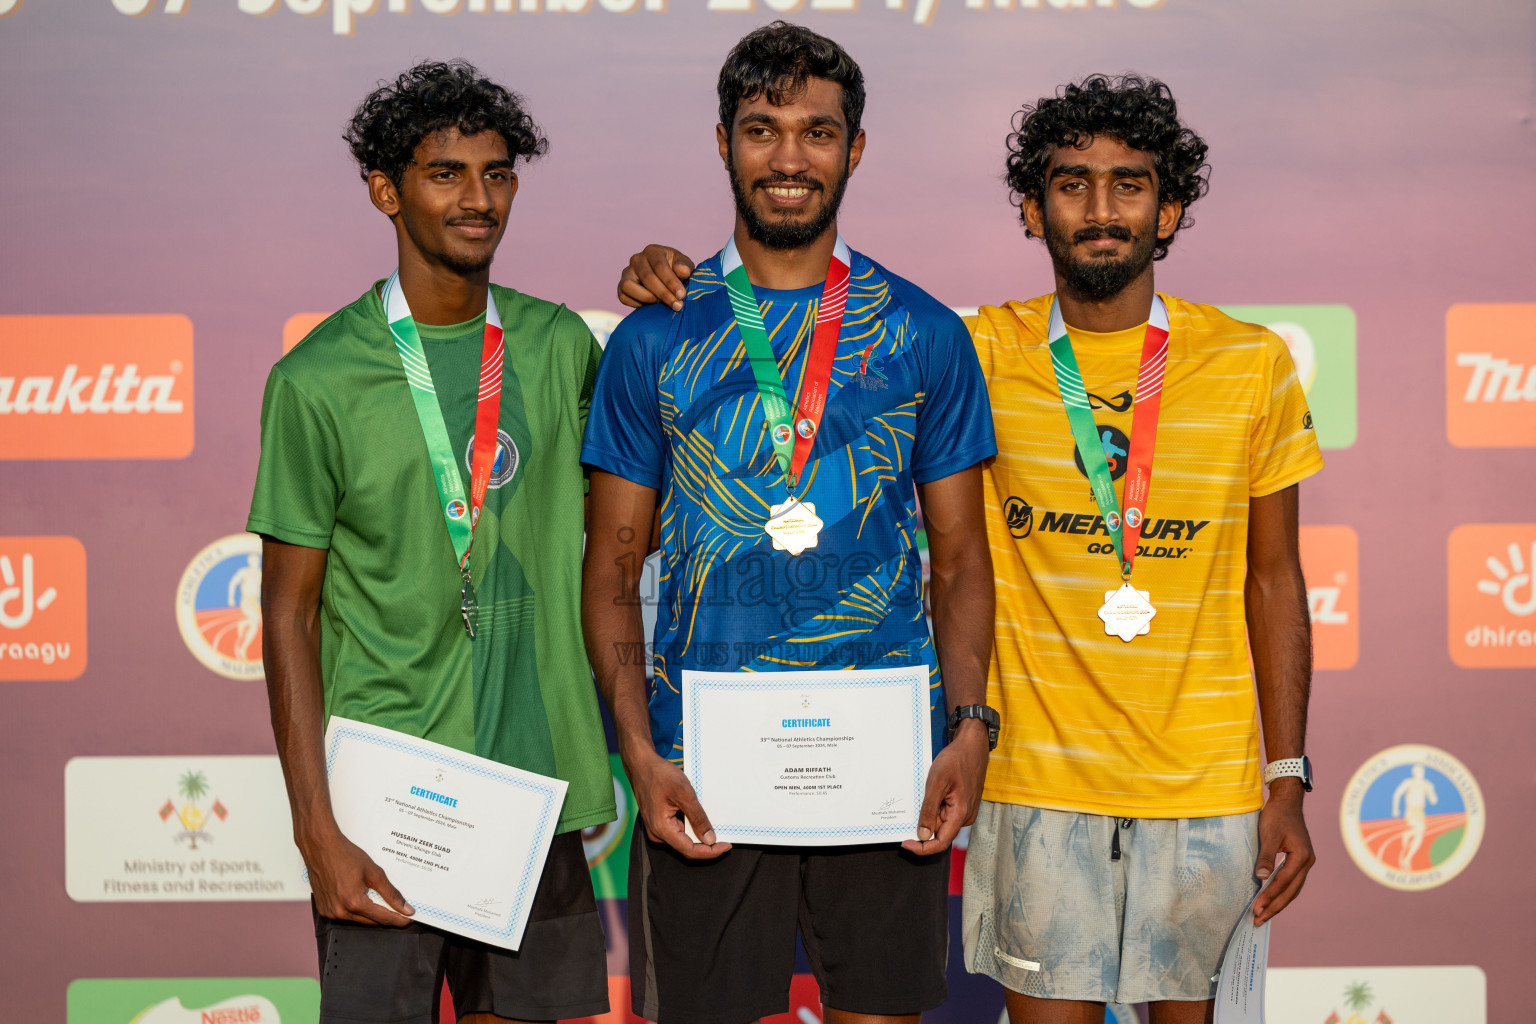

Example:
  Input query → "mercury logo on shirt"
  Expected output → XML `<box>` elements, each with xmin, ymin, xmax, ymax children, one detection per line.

<box><xmin>1021</xmin><ymin>508</ymin><xmax>1212</xmax><ymax>560</ymax></box>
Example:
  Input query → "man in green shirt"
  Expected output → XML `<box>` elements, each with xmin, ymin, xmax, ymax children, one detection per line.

<box><xmin>249</xmin><ymin>60</ymin><xmax>614</xmax><ymax>1024</ymax></box>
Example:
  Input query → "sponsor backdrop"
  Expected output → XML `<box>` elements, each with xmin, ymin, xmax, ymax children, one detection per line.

<box><xmin>0</xmin><ymin>0</ymin><xmax>1531</xmax><ymax>1021</ymax></box>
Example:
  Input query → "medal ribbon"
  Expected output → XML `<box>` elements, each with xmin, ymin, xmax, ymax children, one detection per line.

<box><xmin>722</xmin><ymin>235</ymin><xmax>851</xmax><ymax>489</ymax></box>
<box><xmin>1047</xmin><ymin>294</ymin><xmax>1170</xmax><ymax>579</ymax></box>
<box><xmin>382</xmin><ymin>270</ymin><xmax>504</xmax><ymax>575</ymax></box>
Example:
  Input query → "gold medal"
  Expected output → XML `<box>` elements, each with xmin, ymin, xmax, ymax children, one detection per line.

<box><xmin>764</xmin><ymin>499</ymin><xmax>823</xmax><ymax>556</ymax></box>
<box><xmin>1097</xmin><ymin>582</ymin><xmax>1156</xmax><ymax>642</ymax></box>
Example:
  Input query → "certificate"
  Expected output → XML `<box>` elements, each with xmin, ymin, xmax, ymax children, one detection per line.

<box><xmin>1213</xmin><ymin>872</ymin><xmax>1274</xmax><ymax>1023</ymax></box>
<box><xmin>681</xmin><ymin>665</ymin><xmax>932</xmax><ymax>845</ymax></box>
<box><xmin>322</xmin><ymin>717</ymin><xmax>567</xmax><ymax>951</ymax></box>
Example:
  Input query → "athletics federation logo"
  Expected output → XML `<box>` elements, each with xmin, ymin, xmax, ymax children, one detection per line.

<box><xmin>772</xmin><ymin>424</ymin><xmax>793</xmax><ymax>446</ymax></box>
<box><xmin>1340</xmin><ymin>744</ymin><xmax>1484</xmax><ymax>891</ymax></box>
<box><xmin>175</xmin><ymin>534</ymin><xmax>263</xmax><ymax>680</ymax></box>
<box><xmin>464</xmin><ymin>429</ymin><xmax>519</xmax><ymax>489</ymax></box>
<box><xmin>796</xmin><ymin>417</ymin><xmax>816</xmax><ymax>440</ymax></box>
<box><xmin>445</xmin><ymin>499</ymin><xmax>467</xmax><ymax>520</ymax></box>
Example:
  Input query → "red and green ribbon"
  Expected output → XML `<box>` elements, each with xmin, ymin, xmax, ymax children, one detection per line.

<box><xmin>722</xmin><ymin>235</ymin><xmax>851</xmax><ymax>489</ymax></box>
<box><xmin>1046</xmin><ymin>294</ymin><xmax>1170</xmax><ymax>580</ymax></box>
<box><xmin>383</xmin><ymin>270</ymin><xmax>503</xmax><ymax>575</ymax></box>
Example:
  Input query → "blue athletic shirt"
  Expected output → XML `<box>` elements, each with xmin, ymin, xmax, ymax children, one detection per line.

<box><xmin>581</xmin><ymin>248</ymin><xmax>997</xmax><ymax>763</ymax></box>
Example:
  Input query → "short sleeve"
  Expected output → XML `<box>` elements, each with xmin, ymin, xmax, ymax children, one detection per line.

<box><xmin>580</xmin><ymin>308</ymin><xmax>668</xmax><ymax>490</ymax></box>
<box><xmin>911</xmin><ymin>311</ymin><xmax>998</xmax><ymax>484</ymax></box>
<box><xmin>246</xmin><ymin>365</ymin><xmax>341</xmax><ymax>548</ymax></box>
<box><xmin>1249</xmin><ymin>330</ymin><xmax>1325</xmax><ymax>496</ymax></box>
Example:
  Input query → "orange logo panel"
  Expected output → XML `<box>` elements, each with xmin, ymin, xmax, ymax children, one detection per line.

<box><xmin>0</xmin><ymin>536</ymin><xmax>86</xmax><ymax>681</ymax></box>
<box><xmin>1448</xmin><ymin>523</ymin><xmax>1536</xmax><ymax>668</ymax></box>
<box><xmin>283</xmin><ymin>313</ymin><xmax>329</xmax><ymax>354</ymax></box>
<box><xmin>1300</xmin><ymin>525</ymin><xmax>1358</xmax><ymax>670</ymax></box>
<box><xmin>0</xmin><ymin>315</ymin><xmax>193</xmax><ymax>459</ymax></box>
<box><xmin>1446</xmin><ymin>304</ymin><xmax>1536</xmax><ymax>447</ymax></box>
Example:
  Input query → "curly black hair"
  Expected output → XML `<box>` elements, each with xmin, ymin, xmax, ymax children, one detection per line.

<box><xmin>1004</xmin><ymin>74</ymin><xmax>1209</xmax><ymax>261</ymax></box>
<box><xmin>718</xmin><ymin>21</ymin><xmax>865</xmax><ymax>139</ymax></box>
<box><xmin>344</xmin><ymin>60</ymin><xmax>547</xmax><ymax>188</ymax></box>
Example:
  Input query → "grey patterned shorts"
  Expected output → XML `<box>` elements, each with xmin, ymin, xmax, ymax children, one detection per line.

<box><xmin>962</xmin><ymin>800</ymin><xmax>1259</xmax><ymax>1005</ymax></box>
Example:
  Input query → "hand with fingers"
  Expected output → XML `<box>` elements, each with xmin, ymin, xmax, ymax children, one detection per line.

<box><xmin>626</xmin><ymin>748</ymin><xmax>733</xmax><ymax>860</ymax></box>
<box><xmin>302</xmin><ymin>825</ymin><xmax>416</xmax><ymax>926</ymax></box>
<box><xmin>1252</xmin><ymin>780</ymin><xmax>1315</xmax><ymax>923</ymax></box>
<box><xmin>901</xmin><ymin>719</ymin><xmax>989</xmax><ymax>857</ymax></box>
<box><xmin>618</xmin><ymin>245</ymin><xmax>696</xmax><ymax>311</ymax></box>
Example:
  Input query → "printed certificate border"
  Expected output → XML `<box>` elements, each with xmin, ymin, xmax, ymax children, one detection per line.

<box><xmin>323</xmin><ymin>719</ymin><xmax>561</xmax><ymax>945</ymax></box>
<box><xmin>681</xmin><ymin>665</ymin><xmax>930</xmax><ymax>842</ymax></box>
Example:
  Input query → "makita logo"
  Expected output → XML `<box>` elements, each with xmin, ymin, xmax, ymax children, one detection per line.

<box><xmin>1454</xmin><ymin>353</ymin><xmax>1536</xmax><ymax>402</ymax></box>
<box><xmin>0</xmin><ymin>314</ymin><xmax>194</xmax><ymax>459</ymax></box>
<box><xmin>0</xmin><ymin>364</ymin><xmax>184</xmax><ymax>415</ymax></box>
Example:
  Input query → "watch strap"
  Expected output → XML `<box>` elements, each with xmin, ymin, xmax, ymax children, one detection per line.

<box><xmin>948</xmin><ymin>704</ymin><xmax>1000</xmax><ymax>750</ymax></box>
<box><xmin>1263</xmin><ymin>756</ymin><xmax>1310</xmax><ymax>788</ymax></box>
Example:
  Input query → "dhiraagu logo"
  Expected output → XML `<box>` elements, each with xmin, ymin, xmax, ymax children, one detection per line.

<box><xmin>67</xmin><ymin>978</ymin><xmax>318</xmax><ymax>1023</ymax></box>
<box><xmin>1220</xmin><ymin>304</ymin><xmax>1357</xmax><ymax>449</ymax></box>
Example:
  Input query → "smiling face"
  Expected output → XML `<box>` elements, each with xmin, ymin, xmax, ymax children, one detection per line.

<box><xmin>1023</xmin><ymin>135</ymin><xmax>1182</xmax><ymax>302</ymax></box>
<box><xmin>718</xmin><ymin>76</ymin><xmax>865</xmax><ymax>251</ymax></box>
<box><xmin>369</xmin><ymin>127</ymin><xmax>518</xmax><ymax>276</ymax></box>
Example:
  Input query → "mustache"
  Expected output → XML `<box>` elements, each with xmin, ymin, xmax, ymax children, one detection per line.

<box><xmin>753</xmin><ymin>173</ymin><xmax>822</xmax><ymax>191</ymax></box>
<box><xmin>448</xmin><ymin>215</ymin><xmax>498</xmax><ymax>227</ymax></box>
<box><xmin>1072</xmin><ymin>224</ymin><xmax>1134</xmax><ymax>244</ymax></box>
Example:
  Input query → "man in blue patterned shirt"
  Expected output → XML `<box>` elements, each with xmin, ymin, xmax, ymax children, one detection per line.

<box><xmin>581</xmin><ymin>22</ymin><xmax>999</xmax><ymax>1024</ymax></box>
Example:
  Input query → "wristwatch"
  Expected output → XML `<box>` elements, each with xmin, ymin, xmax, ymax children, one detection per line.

<box><xmin>947</xmin><ymin>705</ymin><xmax>1000</xmax><ymax>750</ymax></box>
<box><xmin>1262</xmin><ymin>755</ymin><xmax>1314</xmax><ymax>792</ymax></box>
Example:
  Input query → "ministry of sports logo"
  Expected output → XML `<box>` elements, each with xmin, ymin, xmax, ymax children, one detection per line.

<box><xmin>464</xmin><ymin>428</ymin><xmax>519</xmax><ymax>489</ymax></box>
<box><xmin>158</xmin><ymin>769</ymin><xmax>228</xmax><ymax>851</ymax></box>
<box><xmin>1340</xmin><ymin>744</ymin><xmax>1484</xmax><ymax>891</ymax></box>
<box><xmin>176</xmin><ymin>534</ymin><xmax>263</xmax><ymax>680</ymax></box>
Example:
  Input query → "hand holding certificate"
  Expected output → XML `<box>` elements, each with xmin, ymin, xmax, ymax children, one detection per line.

<box><xmin>681</xmin><ymin>665</ymin><xmax>932</xmax><ymax>846</ymax></box>
<box><xmin>321</xmin><ymin>717</ymin><xmax>567</xmax><ymax>950</ymax></box>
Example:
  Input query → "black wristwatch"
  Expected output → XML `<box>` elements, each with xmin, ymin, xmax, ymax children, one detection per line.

<box><xmin>947</xmin><ymin>704</ymin><xmax>1000</xmax><ymax>750</ymax></box>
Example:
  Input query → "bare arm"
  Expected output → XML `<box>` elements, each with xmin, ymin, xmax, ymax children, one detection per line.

<box><xmin>581</xmin><ymin>472</ymin><xmax>728</xmax><ymax>859</ymax></box>
<box><xmin>1244</xmin><ymin>484</ymin><xmax>1316</xmax><ymax>922</ymax></box>
<box><xmin>902</xmin><ymin>465</ymin><xmax>995</xmax><ymax>856</ymax></box>
<box><xmin>260</xmin><ymin>536</ymin><xmax>413</xmax><ymax>925</ymax></box>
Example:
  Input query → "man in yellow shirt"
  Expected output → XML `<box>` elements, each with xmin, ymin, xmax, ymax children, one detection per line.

<box><xmin>613</xmin><ymin>72</ymin><xmax>1320</xmax><ymax>1024</ymax></box>
<box><xmin>961</xmin><ymin>74</ymin><xmax>1320</xmax><ymax>1023</ymax></box>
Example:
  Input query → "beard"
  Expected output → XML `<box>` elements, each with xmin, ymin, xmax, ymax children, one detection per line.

<box><xmin>729</xmin><ymin>147</ymin><xmax>850</xmax><ymax>251</ymax></box>
<box><xmin>1042</xmin><ymin>208</ymin><xmax>1157</xmax><ymax>302</ymax></box>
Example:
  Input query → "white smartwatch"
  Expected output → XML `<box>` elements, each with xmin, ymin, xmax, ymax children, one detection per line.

<box><xmin>1262</xmin><ymin>755</ymin><xmax>1313</xmax><ymax>792</ymax></box>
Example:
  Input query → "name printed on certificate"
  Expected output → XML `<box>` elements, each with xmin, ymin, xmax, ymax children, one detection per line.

<box><xmin>322</xmin><ymin>717</ymin><xmax>567</xmax><ymax>951</ymax></box>
<box><xmin>681</xmin><ymin>665</ymin><xmax>932</xmax><ymax>846</ymax></box>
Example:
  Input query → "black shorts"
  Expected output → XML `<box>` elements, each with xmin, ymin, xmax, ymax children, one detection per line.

<box><xmin>629</xmin><ymin>826</ymin><xmax>950</xmax><ymax>1024</ymax></box>
<box><xmin>313</xmin><ymin>830</ymin><xmax>608</xmax><ymax>1024</ymax></box>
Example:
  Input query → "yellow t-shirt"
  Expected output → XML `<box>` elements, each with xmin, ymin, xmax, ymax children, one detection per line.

<box><xmin>973</xmin><ymin>293</ymin><xmax>1323</xmax><ymax>818</ymax></box>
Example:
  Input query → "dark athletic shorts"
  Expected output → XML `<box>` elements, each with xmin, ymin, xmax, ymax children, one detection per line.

<box><xmin>313</xmin><ymin>831</ymin><xmax>608</xmax><ymax>1024</ymax></box>
<box><xmin>629</xmin><ymin>826</ymin><xmax>950</xmax><ymax>1024</ymax></box>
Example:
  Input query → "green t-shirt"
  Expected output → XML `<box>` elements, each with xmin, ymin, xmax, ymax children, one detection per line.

<box><xmin>247</xmin><ymin>282</ymin><xmax>615</xmax><ymax>833</ymax></box>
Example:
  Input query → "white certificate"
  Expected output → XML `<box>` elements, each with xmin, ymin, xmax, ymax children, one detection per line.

<box><xmin>322</xmin><ymin>717</ymin><xmax>568</xmax><ymax>951</ymax></box>
<box><xmin>681</xmin><ymin>665</ymin><xmax>932</xmax><ymax>846</ymax></box>
<box><xmin>1213</xmin><ymin>872</ymin><xmax>1274</xmax><ymax>1023</ymax></box>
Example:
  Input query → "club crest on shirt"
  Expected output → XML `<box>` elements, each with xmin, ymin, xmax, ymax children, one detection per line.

<box><xmin>465</xmin><ymin>429</ymin><xmax>519</xmax><ymax>489</ymax></box>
